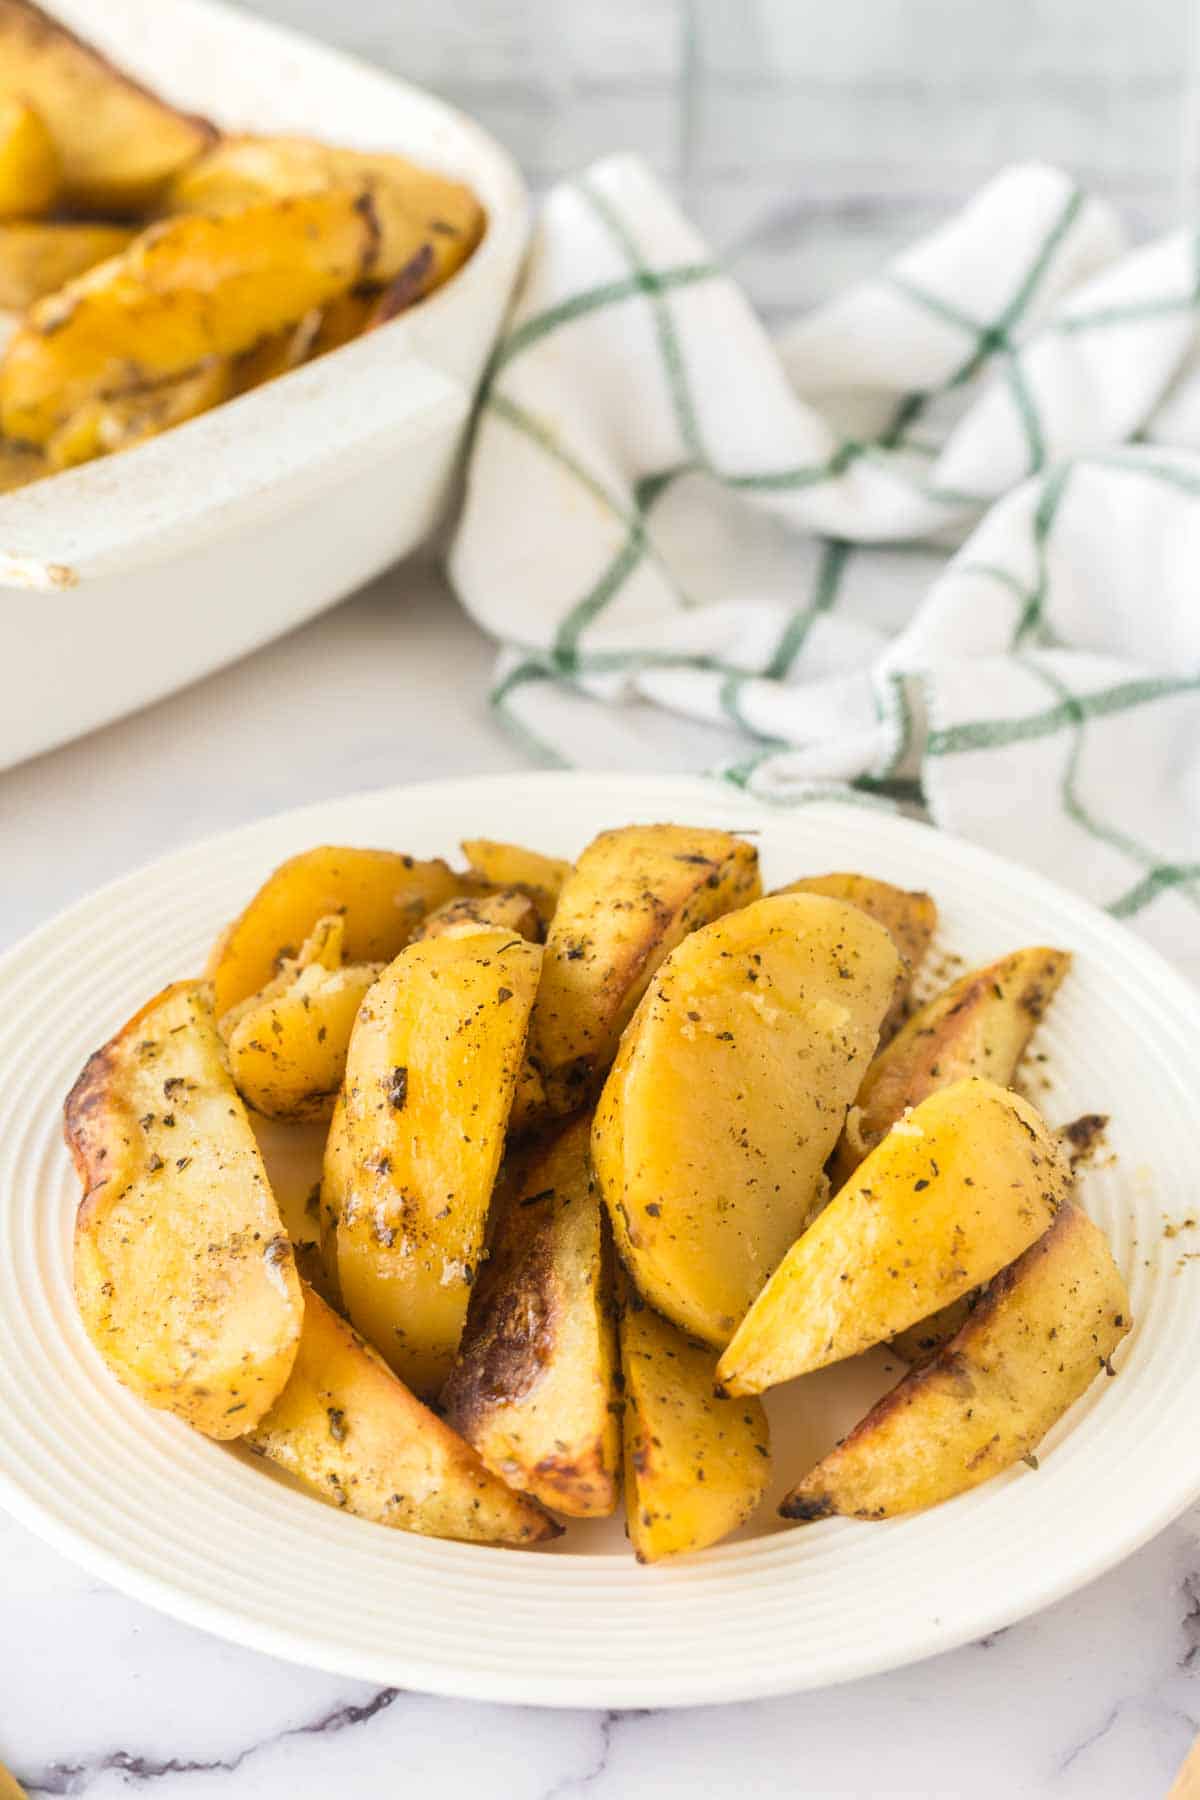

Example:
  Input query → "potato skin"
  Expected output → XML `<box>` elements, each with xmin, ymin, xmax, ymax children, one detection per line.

<box><xmin>331</xmin><ymin>929</ymin><xmax>542</xmax><ymax>1396</ymax></box>
<box><xmin>0</xmin><ymin>221</ymin><xmax>134</xmax><ymax>309</ymax></box>
<box><xmin>208</xmin><ymin>846</ymin><xmax>459</xmax><ymax>1020</ymax></box>
<box><xmin>717</xmin><ymin>1078</ymin><xmax>1071</xmax><ymax>1396</ymax></box>
<box><xmin>594</xmin><ymin>893</ymin><xmax>900</xmax><ymax>1347</ymax></box>
<box><xmin>0</xmin><ymin>97</ymin><xmax>60</xmax><ymax>219</ymax></box>
<box><xmin>442</xmin><ymin>1115</ymin><xmax>621</xmax><ymax>1517</ymax></box>
<box><xmin>530</xmin><ymin>824</ymin><xmax>762</xmax><ymax>1116</ymax></box>
<box><xmin>780</xmin><ymin>1203</ymin><xmax>1130</xmax><ymax>1521</ymax></box>
<box><xmin>774</xmin><ymin>872</ymin><xmax>936</xmax><ymax>1043</ymax></box>
<box><xmin>66</xmin><ymin>982</ymin><xmax>303</xmax><ymax>1439</ymax></box>
<box><xmin>619</xmin><ymin>1277</ymin><xmax>769</xmax><ymax>1562</ymax></box>
<box><xmin>832</xmin><ymin>947</ymin><xmax>1071</xmax><ymax>1186</ymax></box>
<box><xmin>0</xmin><ymin>0</ymin><xmax>214</xmax><ymax>214</ymax></box>
<box><xmin>246</xmin><ymin>1283</ymin><xmax>559</xmax><ymax>1546</ymax></box>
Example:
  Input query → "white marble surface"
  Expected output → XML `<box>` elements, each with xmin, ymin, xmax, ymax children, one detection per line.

<box><xmin>1</xmin><ymin>563</ymin><xmax>1198</xmax><ymax>1797</ymax></box>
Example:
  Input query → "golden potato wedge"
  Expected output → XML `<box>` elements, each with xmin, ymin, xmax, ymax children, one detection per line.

<box><xmin>461</xmin><ymin>837</ymin><xmax>572</xmax><ymax>928</ymax></box>
<box><xmin>0</xmin><ymin>191</ymin><xmax>395</xmax><ymax>445</ymax></box>
<box><xmin>208</xmin><ymin>845</ymin><xmax>459</xmax><ymax>1021</ymax></box>
<box><xmin>232</xmin><ymin>310</ymin><xmax>321</xmax><ymax>396</ymax></box>
<box><xmin>0</xmin><ymin>0</ymin><xmax>214</xmax><ymax>214</ymax></box>
<box><xmin>307</xmin><ymin>287</ymin><xmax>378</xmax><ymax>360</ymax></box>
<box><xmin>0</xmin><ymin>438</ymin><xmax>45</xmax><ymax>491</ymax></box>
<box><xmin>331</xmin><ymin>929</ymin><xmax>542</xmax><ymax>1396</ymax></box>
<box><xmin>774</xmin><ymin>872</ymin><xmax>936</xmax><ymax>1043</ymax></box>
<box><xmin>65</xmin><ymin>981</ymin><xmax>303</xmax><ymax>1439</ymax></box>
<box><xmin>0</xmin><ymin>96</ymin><xmax>59</xmax><ymax>218</ymax></box>
<box><xmin>594</xmin><ymin>893</ymin><xmax>900</xmax><ymax>1347</ymax></box>
<box><xmin>530</xmin><ymin>824</ymin><xmax>762</xmax><ymax>1115</ymax></box>
<box><xmin>780</xmin><ymin>1203</ymin><xmax>1130</xmax><ymax>1521</ymax></box>
<box><xmin>619</xmin><ymin>1276</ymin><xmax>769</xmax><ymax>1562</ymax></box>
<box><xmin>246</xmin><ymin>1283</ymin><xmax>559</xmax><ymax>1545</ymax></box>
<box><xmin>412</xmin><ymin>888</ymin><xmax>542</xmax><ymax>945</ymax></box>
<box><xmin>716</xmin><ymin>1078</ymin><xmax>1071</xmax><ymax>1396</ymax></box>
<box><xmin>0</xmin><ymin>220</ymin><xmax>134</xmax><ymax>309</ymax></box>
<box><xmin>222</xmin><ymin>917</ymin><xmax>383</xmax><ymax>1122</ymax></box>
<box><xmin>46</xmin><ymin>357</ymin><xmax>234</xmax><ymax>470</ymax></box>
<box><xmin>442</xmin><ymin>1115</ymin><xmax>621</xmax><ymax>1518</ymax></box>
<box><xmin>831</xmin><ymin>947</ymin><xmax>1071</xmax><ymax>1187</ymax></box>
<box><xmin>889</xmin><ymin>1292</ymin><xmax>977</xmax><ymax>1365</ymax></box>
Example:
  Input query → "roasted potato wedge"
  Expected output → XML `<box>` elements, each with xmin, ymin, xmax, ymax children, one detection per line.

<box><xmin>530</xmin><ymin>824</ymin><xmax>762</xmax><ymax>1116</ymax></box>
<box><xmin>331</xmin><ymin>928</ymin><xmax>541</xmax><ymax>1395</ymax></box>
<box><xmin>717</xmin><ymin>1078</ymin><xmax>1071</xmax><ymax>1396</ymax></box>
<box><xmin>780</xmin><ymin>1203</ymin><xmax>1130</xmax><ymax>1521</ymax></box>
<box><xmin>66</xmin><ymin>981</ymin><xmax>303</xmax><ymax>1439</ymax></box>
<box><xmin>0</xmin><ymin>190</ymin><xmax>400</xmax><ymax>445</ymax></box>
<box><xmin>619</xmin><ymin>1277</ymin><xmax>769</xmax><ymax>1562</ymax></box>
<box><xmin>594</xmin><ymin>893</ymin><xmax>900</xmax><ymax>1346</ymax></box>
<box><xmin>461</xmin><ymin>837</ymin><xmax>572</xmax><ymax>928</ymax></box>
<box><xmin>442</xmin><ymin>1115</ymin><xmax>621</xmax><ymax>1518</ymax></box>
<box><xmin>232</xmin><ymin>310</ymin><xmax>320</xmax><ymax>396</ymax></box>
<box><xmin>0</xmin><ymin>220</ymin><xmax>134</xmax><ymax>310</ymax></box>
<box><xmin>0</xmin><ymin>95</ymin><xmax>59</xmax><ymax>218</ymax></box>
<box><xmin>0</xmin><ymin>437</ymin><xmax>45</xmax><ymax>490</ymax></box>
<box><xmin>774</xmin><ymin>872</ymin><xmax>936</xmax><ymax>1043</ymax></box>
<box><xmin>46</xmin><ymin>357</ymin><xmax>234</xmax><ymax>470</ymax></box>
<box><xmin>831</xmin><ymin>947</ymin><xmax>1071</xmax><ymax>1186</ymax></box>
<box><xmin>0</xmin><ymin>0</ymin><xmax>214</xmax><ymax>214</ymax></box>
<box><xmin>889</xmin><ymin>1291</ymin><xmax>978</xmax><ymax>1365</ymax></box>
<box><xmin>412</xmin><ymin>888</ymin><xmax>542</xmax><ymax>945</ymax></box>
<box><xmin>207</xmin><ymin>845</ymin><xmax>458</xmax><ymax>1020</ymax></box>
<box><xmin>222</xmin><ymin>917</ymin><xmax>382</xmax><ymax>1122</ymax></box>
<box><xmin>246</xmin><ymin>1283</ymin><xmax>559</xmax><ymax>1545</ymax></box>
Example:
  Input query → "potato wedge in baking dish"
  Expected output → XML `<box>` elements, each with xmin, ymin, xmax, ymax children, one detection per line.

<box><xmin>330</xmin><ymin>928</ymin><xmax>541</xmax><ymax>1397</ymax></box>
<box><xmin>207</xmin><ymin>845</ymin><xmax>458</xmax><ymax>1021</ymax></box>
<box><xmin>46</xmin><ymin>357</ymin><xmax>234</xmax><ymax>470</ymax></box>
<box><xmin>442</xmin><ymin>1114</ymin><xmax>621</xmax><ymax>1518</ymax></box>
<box><xmin>0</xmin><ymin>220</ymin><xmax>135</xmax><ymax>310</ymax></box>
<box><xmin>618</xmin><ymin>1276</ymin><xmax>770</xmax><ymax>1562</ymax></box>
<box><xmin>412</xmin><ymin>888</ymin><xmax>542</xmax><ymax>945</ymax></box>
<box><xmin>66</xmin><ymin>981</ymin><xmax>303</xmax><ymax>1438</ymax></box>
<box><xmin>461</xmin><ymin>838</ymin><xmax>572</xmax><ymax>929</ymax></box>
<box><xmin>831</xmin><ymin>946</ymin><xmax>1071</xmax><ymax>1187</ymax></box>
<box><xmin>246</xmin><ymin>1283</ymin><xmax>559</xmax><ymax>1546</ymax></box>
<box><xmin>221</xmin><ymin>916</ymin><xmax>382</xmax><ymax>1123</ymax></box>
<box><xmin>773</xmin><ymin>871</ymin><xmax>936</xmax><ymax>1044</ymax></box>
<box><xmin>529</xmin><ymin>823</ymin><xmax>762</xmax><ymax>1117</ymax></box>
<box><xmin>594</xmin><ymin>892</ymin><xmax>900</xmax><ymax>1347</ymax></box>
<box><xmin>0</xmin><ymin>0</ymin><xmax>214</xmax><ymax>214</ymax></box>
<box><xmin>780</xmin><ymin>1203</ymin><xmax>1131</xmax><ymax>1522</ymax></box>
<box><xmin>716</xmin><ymin>1078</ymin><xmax>1071</xmax><ymax>1397</ymax></box>
<box><xmin>0</xmin><ymin>95</ymin><xmax>60</xmax><ymax>219</ymax></box>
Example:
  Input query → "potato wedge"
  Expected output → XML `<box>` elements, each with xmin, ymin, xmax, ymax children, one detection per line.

<box><xmin>594</xmin><ymin>893</ymin><xmax>900</xmax><ymax>1346</ymax></box>
<box><xmin>331</xmin><ymin>928</ymin><xmax>541</xmax><ymax>1395</ymax></box>
<box><xmin>0</xmin><ymin>438</ymin><xmax>45</xmax><ymax>492</ymax></box>
<box><xmin>65</xmin><ymin>981</ymin><xmax>303</xmax><ymax>1439</ymax></box>
<box><xmin>619</xmin><ymin>1277</ymin><xmax>769</xmax><ymax>1562</ymax></box>
<box><xmin>46</xmin><ymin>357</ymin><xmax>234</xmax><ymax>470</ymax></box>
<box><xmin>716</xmin><ymin>1078</ymin><xmax>1071</xmax><ymax>1396</ymax></box>
<box><xmin>530</xmin><ymin>824</ymin><xmax>761</xmax><ymax>1115</ymax></box>
<box><xmin>0</xmin><ymin>191</ymin><xmax>395</xmax><ymax>445</ymax></box>
<box><xmin>831</xmin><ymin>947</ymin><xmax>1071</xmax><ymax>1187</ymax></box>
<box><xmin>222</xmin><ymin>917</ymin><xmax>382</xmax><ymax>1122</ymax></box>
<box><xmin>0</xmin><ymin>220</ymin><xmax>134</xmax><ymax>310</ymax></box>
<box><xmin>442</xmin><ymin>1115</ymin><xmax>621</xmax><ymax>1517</ymax></box>
<box><xmin>208</xmin><ymin>845</ymin><xmax>458</xmax><ymax>1021</ymax></box>
<box><xmin>412</xmin><ymin>888</ymin><xmax>541</xmax><ymax>945</ymax></box>
<box><xmin>462</xmin><ymin>837</ymin><xmax>572</xmax><ymax>928</ymax></box>
<box><xmin>0</xmin><ymin>0</ymin><xmax>214</xmax><ymax>214</ymax></box>
<box><xmin>889</xmin><ymin>1291</ymin><xmax>978</xmax><ymax>1365</ymax></box>
<box><xmin>780</xmin><ymin>1203</ymin><xmax>1130</xmax><ymax>1521</ymax></box>
<box><xmin>0</xmin><ymin>96</ymin><xmax>59</xmax><ymax>218</ymax></box>
<box><xmin>246</xmin><ymin>1283</ymin><xmax>559</xmax><ymax>1545</ymax></box>
<box><xmin>774</xmin><ymin>872</ymin><xmax>936</xmax><ymax>1043</ymax></box>
<box><xmin>232</xmin><ymin>311</ymin><xmax>321</xmax><ymax>396</ymax></box>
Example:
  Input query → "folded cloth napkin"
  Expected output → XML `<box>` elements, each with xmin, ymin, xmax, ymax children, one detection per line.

<box><xmin>448</xmin><ymin>156</ymin><xmax>1200</xmax><ymax>975</ymax></box>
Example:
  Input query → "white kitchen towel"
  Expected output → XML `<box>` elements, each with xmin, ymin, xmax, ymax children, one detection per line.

<box><xmin>448</xmin><ymin>156</ymin><xmax>1200</xmax><ymax>971</ymax></box>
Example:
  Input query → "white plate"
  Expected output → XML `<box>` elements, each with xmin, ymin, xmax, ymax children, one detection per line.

<box><xmin>1</xmin><ymin>771</ymin><xmax>1198</xmax><ymax>1709</ymax></box>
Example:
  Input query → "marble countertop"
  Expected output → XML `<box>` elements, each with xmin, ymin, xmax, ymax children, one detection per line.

<box><xmin>2</xmin><ymin>565</ymin><xmax>1197</xmax><ymax>1797</ymax></box>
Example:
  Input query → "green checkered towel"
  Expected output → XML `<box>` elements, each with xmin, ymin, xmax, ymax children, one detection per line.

<box><xmin>448</xmin><ymin>157</ymin><xmax>1200</xmax><ymax>975</ymax></box>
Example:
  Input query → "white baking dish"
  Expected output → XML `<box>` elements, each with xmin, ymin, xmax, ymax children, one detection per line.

<box><xmin>0</xmin><ymin>0</ymin><xmax>529</xmax><ymax>769</ymax></box>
